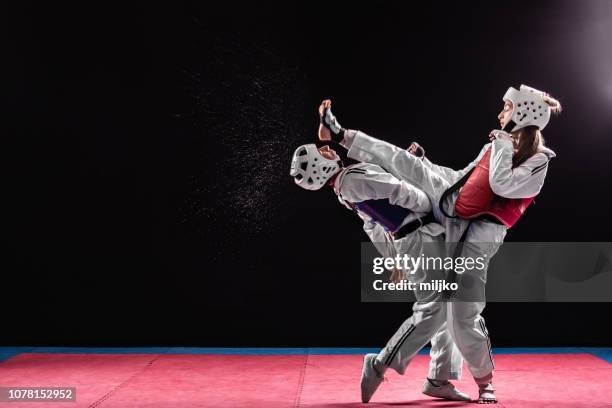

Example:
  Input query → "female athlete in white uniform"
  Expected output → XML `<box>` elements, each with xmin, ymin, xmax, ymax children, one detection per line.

<box><xmin>318</xmin><ymin>85</ymin><xmax>562</xmax><ymax>403</ymax></box>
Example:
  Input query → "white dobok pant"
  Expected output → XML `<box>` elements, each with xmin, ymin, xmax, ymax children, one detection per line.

<box><xmin>366</xmin><ymin>222</ymin><xmax>463</xmax><ymax>380</ymax></box>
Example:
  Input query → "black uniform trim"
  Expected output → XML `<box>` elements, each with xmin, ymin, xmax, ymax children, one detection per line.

<box><xmin>479</xmin><ymin>318</ymin><xmax>495</xmax><ymax>370</ymax></box>
<box><xmin>345</xmin><ymin>168</ymin><xmax>366</xmax><ymax>176</ymax></box>
<box><xmin>384</xmin><ymin>324</ymin><xmax>416</xmax><ymax>366</ymax></box>
<box><xmin>531</xmin><ymin>161</ymin><xmax>548</xmax><ymax>175</ymax></box>
<box><xmin>531</xmin><ymin>160</ymin><xmax>548</xmax><ymax>174</ymax></box>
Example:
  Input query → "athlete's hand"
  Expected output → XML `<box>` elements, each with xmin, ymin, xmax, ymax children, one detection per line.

<box><xmin>390</xmin><ymin>268</ymin><xmax>407</xmax><ymax>283</ymax></box>
<box><xmin>489</xmin><ymin>129</ymin><xmax>512</xmax><ymax>142</ymax></box>
<box><xmin>408</xmin><ymin>142</ymin><xmax>425</xmax><ymax>158</ymax></box>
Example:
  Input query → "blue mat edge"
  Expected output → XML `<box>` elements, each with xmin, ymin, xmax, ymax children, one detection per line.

<box><xmin>1</xmin><ymin>347</ymin><xmax>611</xmax><ymax>363</ymax></box>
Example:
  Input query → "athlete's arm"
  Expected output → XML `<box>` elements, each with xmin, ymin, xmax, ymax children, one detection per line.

<box><xmin>489</xmin><ymin>137</ymin><xmax>550</xmax><ymax>199</ymax></box>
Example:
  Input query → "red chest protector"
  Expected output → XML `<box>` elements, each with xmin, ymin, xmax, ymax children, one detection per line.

<box><xmin>454</xmin><ymin>147</ymin><xmax>535</xmax><ymax>228</ymax></box>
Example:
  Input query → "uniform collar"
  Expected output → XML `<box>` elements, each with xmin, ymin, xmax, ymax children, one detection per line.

<box><xmin>538</xmin><ymin>145</ymin><xmax>556</xmax><ymax>158</ymax></box>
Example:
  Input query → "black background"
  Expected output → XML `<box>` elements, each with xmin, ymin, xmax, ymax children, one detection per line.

<box><xmin>5</xmin><ymin>1</ymin><xmax>612</xmax><ymax>346</ymax></box>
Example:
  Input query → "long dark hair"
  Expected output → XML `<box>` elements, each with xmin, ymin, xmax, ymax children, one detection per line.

<box><xmin>512</xmin><ymin>126</ymin><xmax>543</xmax><ymax>167</ymax></box>
<box><xmin>511</xmin><ymin>93</ymin><xmax>562</xmax><ymax>167</ymax></box>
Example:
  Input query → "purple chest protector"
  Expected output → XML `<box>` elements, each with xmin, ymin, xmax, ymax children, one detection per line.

<box><xmin>353</xmin><ymin>199</ymin><xmax>411</xmax><ymax>232</ymax></box>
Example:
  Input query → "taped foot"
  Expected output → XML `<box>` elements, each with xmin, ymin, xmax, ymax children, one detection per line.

<box><xmin>478</xmin><ymin>382</ymin><xmax>497</xmax><ymax>404</ymax></box>
<box><xmin>422</xmin><ymin>378</ymin><xmax>471</xmax><ymax>401</ymax></box>
<box><xmin>320</xmin><ymin>103</ymin><xmax>344</xmax><ymax>142</ymax></box>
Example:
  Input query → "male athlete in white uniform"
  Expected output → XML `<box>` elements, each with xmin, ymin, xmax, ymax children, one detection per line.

<box><xmin>290</xmin><ymin>142</ymin><xmax>470</xmax><ymax>403</ymax></box>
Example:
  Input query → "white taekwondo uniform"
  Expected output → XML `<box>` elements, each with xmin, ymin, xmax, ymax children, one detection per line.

<box><xmin>333</xmin><ymin>162</ymin><xmax>463</xmax><ymax>380</ymax></box>
<box><xmin>340</xmin><ymin>130</ymin><xmax>555</xmax><ymax>380</ymax></box>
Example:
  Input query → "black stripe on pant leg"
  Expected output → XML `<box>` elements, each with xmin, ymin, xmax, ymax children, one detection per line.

<box><xmin>384</xmin><ymin>324</ymin><xmax>416</xmax><ymax>366</ymax></box>
<box><xmin>485</xmin><ymin>324</ymin><xmax>494</xmax><ymax>370</ymax></box>
<box><xmin>384</xmin><ymin>326</ymin><xmax>412</xmax><ymax>366</ymax></box>
<box><xmin>480</xmin><ymin>319</ymin><xmax>494</xmax><ymax>369</ymax></box>
<box><xmin>479</xmin><ymin>319</ymin><xmax>494</xmax><ymax>370</ymax></box>
<box><xmin>384</xmin><ymin>325</ymin><xmax>415</xmax><ymax>366</ymax></box>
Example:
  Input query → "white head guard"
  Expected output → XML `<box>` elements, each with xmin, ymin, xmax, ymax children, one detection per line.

<box><xmin>290</xmin><ymin>144</ymin><xmax>341</xmax><ymax>191</ymax></box>
<box><xmin>503</xmin><ymin>84</ymin><xmax>551</xmax><ymax>131</ymax></box>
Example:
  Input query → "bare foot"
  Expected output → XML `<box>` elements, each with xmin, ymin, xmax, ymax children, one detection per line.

<box><xmin>318</xmin><ymin>99</ymin><xmax>332</xmax><ymax>141</ymax></box>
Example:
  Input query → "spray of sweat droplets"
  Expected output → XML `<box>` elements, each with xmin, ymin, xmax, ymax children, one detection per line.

<box><xmin>178</xmin><ymin>28</ymin><xmax>314</xmax><ymax>252</ymax></box>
